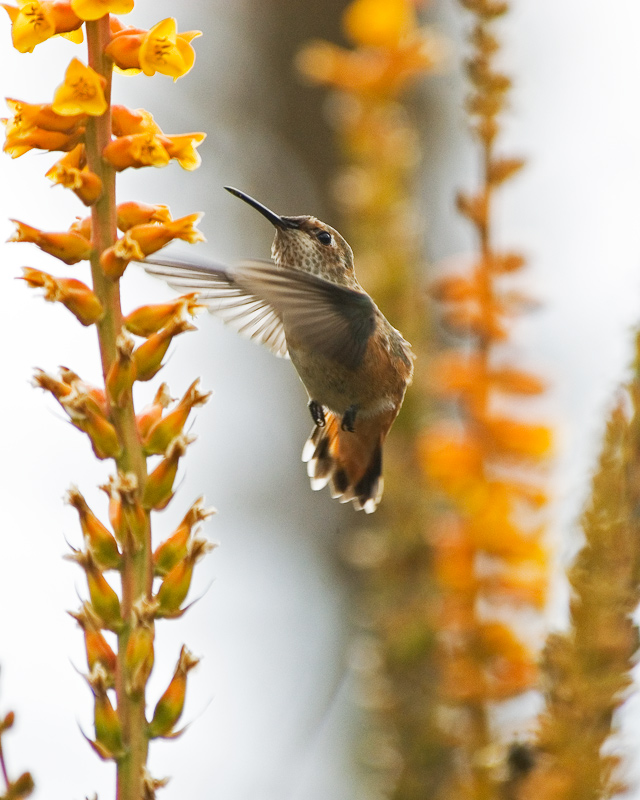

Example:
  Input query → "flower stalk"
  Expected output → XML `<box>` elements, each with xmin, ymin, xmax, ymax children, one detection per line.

<box><xmin>3</xmin><ymin>2</ymin><xmax>210</xmax><ymax>798</ymax></box>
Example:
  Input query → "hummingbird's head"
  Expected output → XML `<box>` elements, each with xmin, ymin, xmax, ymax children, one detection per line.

<box><xmin>225</xmin><ymin>187</ymin><xmax>358</xmax><ymax>288</ymax></box>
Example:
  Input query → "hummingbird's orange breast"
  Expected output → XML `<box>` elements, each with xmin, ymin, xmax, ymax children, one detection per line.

<box><xmin>287</xmin><ymin>319</ymin><xmax>413</xmax><ymax>419</ymax></box>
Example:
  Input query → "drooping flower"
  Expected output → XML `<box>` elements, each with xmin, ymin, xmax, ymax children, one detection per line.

<box><xmin>52</xmin><ymin>58</ymin><xmax>108</xmax><ymax>117</ymax></box>
<box><xmin>106</xmin><ymin>18</ymin><xmax>201</xmax><ymax>81</ymax></box>
<box><xmin>138</xmin><ymin>18</ymin><xmax>200</xmax><ymax>81</ymax></box>
<box><xmin>2</xmin><ymin>0</ymin><xmax>82</xmax><ymax>52</ymax></box>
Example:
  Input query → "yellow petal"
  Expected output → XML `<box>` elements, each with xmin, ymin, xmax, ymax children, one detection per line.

<box><xmin>70</xmin><ymin>0</ymin><xmax>132</xmax><ymax>21</ymax></box>
<box><xmin>52</xmin><ymin>58</ymin><xmax>107</xmax><ymax>117</ymax></box>
<box><xmin>3</xmin><ymin>1</ymin><xmax>55</xmax><ymax>53</ymax></box>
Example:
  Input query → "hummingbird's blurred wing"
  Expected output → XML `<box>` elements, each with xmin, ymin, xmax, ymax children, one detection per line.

<box><xmin>144</xmin><ymin>257</ymin><xmax>377</xmax><ymax>369</ymax></box>
<box><xmin>143</xmin><ymin>256</ymin><xmax>289</xmax><ymax>358</ymax></box>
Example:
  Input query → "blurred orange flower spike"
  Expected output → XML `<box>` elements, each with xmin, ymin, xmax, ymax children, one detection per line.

<box><xmin>52</xmin><ymin>58</ymin><xmax>108</xmax><ymax>117</ymax></box>
<box><xmin>343</xmin><ymin>0</ymin><xmax>416</xmax><ymax>48</ymax></box>
<box><xmin>139</xmin><ymin>18</ymin><xmax>201</xmax><ymax>81</ymax></box>
<box><xmin>71</xmin><ymin>0</ymin><xmax>132</xmax><ymax>22</ymax></box>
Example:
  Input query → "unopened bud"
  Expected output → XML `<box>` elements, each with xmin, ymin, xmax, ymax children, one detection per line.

<box><xmin>153</xmin><ymin>497</ymin><xmax>216</xmax><ymax>576</ymax></box>
<box><xmin>155</xmin><ymin>538</ymin><xmax>214</xmax><ymax>617</ymax></box>
<box><xmin>106</xmin><ymin>333</ymin><xmax>136</xmax><ymax>407</ymax></box>
<box><xmin>142</xmin><ymin>435</ymin><xmax>193</xmax><ymax>510</ymax></box>
<box><xmin>144</xmin><ymin>379</ymin><xmax>210</xmax><ymax>456</ymax></box>
<box><xmin>66</xmin><ymin>487</ymin><xmax>121</xmax><ymax>570</ymax></box>
<box><xmin>11</xmin><ymin>771</ymin><xmax>35</xmax><ymax>798</ymax></box>
<box><xmin>80</xmin><ymin>405</ymin><xmax>122</xmax><ymax>460</ymax></box>
<box><xmin>136</xmin><ymin>383</ymin><xmax>172</xmax><ymax>439</ymax></box>
<box><xmin>70</xmin><ymin>608</ymin><xmax>118</xmax><ymax>678</ymax></box>
<box><xmin>148</xmin><ymin>646</ymin><xmax>199</xmax><ymax>738</ymax></box>
<box><xmin>125</xmin><ymin>619</ymin><xmax>155</xmax><ymax>697</ymax></box>
<box><xmin>100</xmin><ymin>472</ymin><xmax>146</xmax><ymax>548</ymax></box>
<box><xmin>70</xmin><ymin>552</ymin><xmax>122</xmax><ymax>631</ymax></box>
<box><xmin>92</xmin><ymin>681</ymin><xmax>124</xmax><ymax>759</ymax></box>
<box><xmin>133</xmin><ymin>317</ymin><xmax>196</xmax><ymax>382</ymax></box>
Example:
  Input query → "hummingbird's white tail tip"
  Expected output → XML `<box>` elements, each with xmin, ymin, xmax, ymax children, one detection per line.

<box><xmin>302</xmin><ymin>409</ymin><xmax>385</xmax><ymax>513</ymax></box>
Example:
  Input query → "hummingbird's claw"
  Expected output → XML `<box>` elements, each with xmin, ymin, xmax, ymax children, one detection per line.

<box><xmin>341</xmin><ymin>405</ymin><xmax>358</xmax><ymax>433</ymax></box>
<box><xmin>308</xmin><ymin>400</ymin><xmax>326</xmax><ymax>428</ymax></box>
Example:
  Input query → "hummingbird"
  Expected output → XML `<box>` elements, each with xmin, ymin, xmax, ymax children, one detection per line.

<box><xmin>144</xmin><ymin>187</ymin><xmax>414</xmax><ymax>513</ymax></box>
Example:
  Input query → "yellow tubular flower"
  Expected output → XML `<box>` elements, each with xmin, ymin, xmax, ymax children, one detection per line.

<box><xmin>52</xmin><ymin>58</ymin><xmax>108</xmax><ymax>117</ymax></box>
<box><xmin>70</xmin><ymin>0</ymin><xmax>132</xmax><ymax>22</ymax></box>
<box><xmin>2</xmin><ymin>0</ymin><xmax>55</xmax><ymax>52</ymax></box>
<box><xmin>162</xmin><ymin>133</ymin><xmax>206</xmax><ymax>170</ymax></box>
<box><xmin>139</xmin><ymin>18</ymin><xmax>201</xmax><ymax>81</ymax></box>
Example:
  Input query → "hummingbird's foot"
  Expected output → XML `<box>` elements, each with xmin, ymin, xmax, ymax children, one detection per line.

<box><xmin>308</xmin><ymin>400</ymin><xmax>326</xmax><ymax>428</ymax></box>
<box><xmin>341</xmin><ymin>404</ymin><xmax>358</xmax><ymax>433</ymax></box>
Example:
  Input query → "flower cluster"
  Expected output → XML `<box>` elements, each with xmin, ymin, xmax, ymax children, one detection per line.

<box><xmin>419</xmin><ymin>1</ymin><xmax>551</xmax><ymax>795</ymax></box>
<box><xmin>3</xmin><ymin>2</ymin><xmax>212</xmax><ymax>798</ymax></box>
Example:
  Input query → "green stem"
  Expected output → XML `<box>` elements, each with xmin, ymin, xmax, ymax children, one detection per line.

<box><xmin>84</xmin><ymin>17</ymin><xmax>152</xmax><ymax>800</ymax></box>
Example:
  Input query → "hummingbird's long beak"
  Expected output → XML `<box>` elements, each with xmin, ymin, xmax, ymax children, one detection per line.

<box><xmin>224</xmin><ymin>186</ymin><xmax>298</xmax><ymax>229</ymax></box>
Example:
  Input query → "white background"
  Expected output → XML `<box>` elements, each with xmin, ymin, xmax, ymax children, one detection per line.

<box><xmin>1</xmin><ymin>2</ymin><xmax>640</xmax><ymax>798</ymax></box>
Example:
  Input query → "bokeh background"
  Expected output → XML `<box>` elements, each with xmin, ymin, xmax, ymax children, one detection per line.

<box><xmin>2</xmin><ymin>1</ymin><xmax>640</xmax><ymax>798</ymax></box>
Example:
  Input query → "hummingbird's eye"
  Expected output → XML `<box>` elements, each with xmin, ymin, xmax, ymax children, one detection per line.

<box><xmin>316</xmin><ymin>231</ymin><xmax>332</xmax><ymax>245</ymax></box>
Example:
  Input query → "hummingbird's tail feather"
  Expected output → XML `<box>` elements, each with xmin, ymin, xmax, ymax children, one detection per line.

<box><xmin>302</xmin><ymin>410</ymin><xmax>393</xmax><ymax>513</ymax></box>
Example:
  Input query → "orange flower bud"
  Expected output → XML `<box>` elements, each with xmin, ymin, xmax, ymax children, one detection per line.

<box><xmin>133</xmin><ymin>316</ymin><xmax>196</xmax><ymax>382</ymax></box>
<box><xmin>20</xmin><ymin>267</ymin><xmax>104</xmax><ymax>325</ymax></box>
<box><xmin>100</xmin><ymin>472</ymin><xmax>146</xmax><ymax>547</ymax></box>
<box><xmin>70</xmin><ymin>607</ymin><xmax>118</xmax><ymax>677</ymax></box>
<box><xmin>155</xmin><ymin>538</ymin><xmax>213</xmax><ymax>617</ymax></box>
<box><xmin>66</xmin><ymin>487</ymin><xmax>120</xmax><ymax>570</ymax></box>
<box><xmin>125</xmin><ymin>620</ymin><xmax>155</xmax><ymax>697</ymax></box>
<box><xmin>148</xmin><ymin>646</ymin><xmax>199</xmax><ymax>738</ymax></box>
<box><xmin>81</xmin><ymin>406</ymin><xmax>122</xmax><ymax>460</ymax></box>
<box><xmin>69</xmin><ymin>552</ymin><xmax>122</xmax><ymax>631</ymax></box>
<box><xmin>46</xmin><ymin>145</ymin><xmax>103</xmax><ymax>206</ymax></box>
<box><xmin>111</xmin><ymin>105</ymin><xmax>162</xmax><ymax>136</ymax></box>
<box><xmin>9</xmin><ymin>219</ymin><xmax>93</xmax><ymax>264</ymax></box>
<box><xmin>124</xmin><ymin>293</ymin><xmax>202</xmax><ymax>337</ymax></box>
<box><xmin>105</xmin><ymin>27</ymin><xmax>146</xmax><ymax>72</ymax></box>
<box><xmin>144</xmin><ymin>379</ymin><xmax>210</xmax><ymax>456</ymax></box>
<box><xmin>153</xmin><ymin>497</ymin><xmax>216</xmax><ymax>576</ymax></box>
<box><xmin>52</xmin><ymin>57</ymin><xmax>108</xmax><ymax>117</ymax></box>
<box><xmin>106</xmin><ymin>333</ymin><xmax>136</xmax><ymax>406</ymax></box>
<box><xmin>136</xmin><ymin>383</ymin><xmax>171</xmax><ymax>439</ymax></box>
<box><xmin>142</xmin><ymin>434</ymin><xmax>193</xmax><ymax>510</ymax></box>
<box><xmin>116</xmin><ymin>200</ymin><xmax>172</xmax><ymax>231</ymax></box>
<box><xmin>10</xmin><ymin>771</ymin><xmax>35</xmax><ymax>797</ymax></box>
<box><xmin>71</xmin><ymin>0</ymin><xmax>133</xmax><ymax>22</ymax></box>
<box><xmin>32</xmin><ymin>367</ymin><xmax>73</xmax><ymax>402</ymax></box>
<box><xmin>91</xmin><ymin>680</ymin><xmax>124</xmax><ymax>759</ymax></box>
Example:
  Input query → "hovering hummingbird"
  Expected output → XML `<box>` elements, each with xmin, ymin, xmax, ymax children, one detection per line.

<box><xmin>144</xmin><ymin>187</ymin><xmax>414</xmax><ymax>513</ymax></box>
